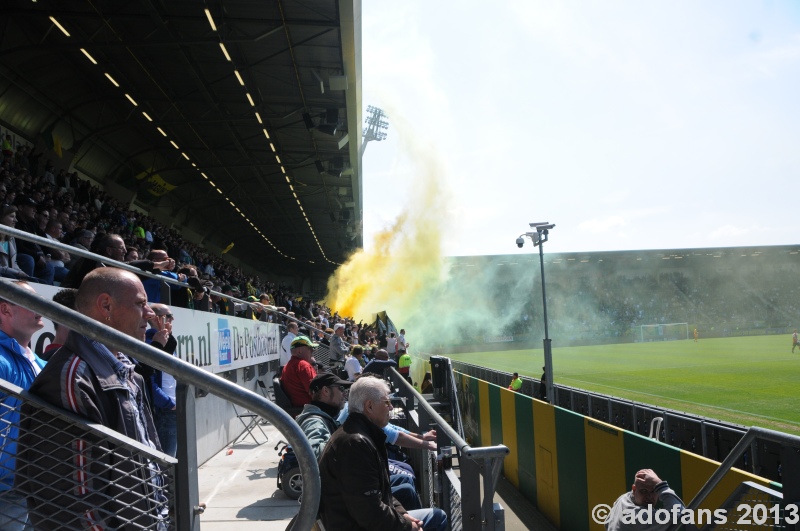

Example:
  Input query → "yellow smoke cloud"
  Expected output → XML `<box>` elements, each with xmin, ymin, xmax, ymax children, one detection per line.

<box><xmin>324</xmin><ymin>131</ymin><xmax>449</xmax><ymax>325</ymax></box>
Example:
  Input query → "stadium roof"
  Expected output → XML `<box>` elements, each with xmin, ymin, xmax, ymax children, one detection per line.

<box><xmin>0</xmin><ymin>0</ymin><xmax>362</xmax><ymax>276</ymax></box>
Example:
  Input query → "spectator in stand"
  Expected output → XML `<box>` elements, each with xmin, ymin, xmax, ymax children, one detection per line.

<box><xmin>508</xmin><ymin>373</ymin><xmax>522</xmax><ymax>392</ymax></box>
<box><xmin>344</xmin><ymin>345</ymin><xmax>364</xmax><ymax>381</ymax></box>
<box><xmin>142</xmin><ymin>249</ymin><xmax>184</xmax><ymax>303</ymax></box>
<box><xmin>41</xmin><ymin>218</ymin><xmax>70</xmax><ymax>283</ymax></box>
<box><xmin>61</xmin><ymin>233</ymin><xmax>172</xmax><ymax>288</ymax></box>
<box><xmin>398</xmin><ymin>349</ymin><xmax>412</xmax><ymax>383</ymax></box>
<box><xmin>41</xmin><ymin>288</ymin><xmax>77</xmax><ymax>361</ymax></box>
<box><xmin>13</xmin><ymin>196</ymin><xmax>55</xmax><ymax>284</ymax></box>
<box><xmin>280</xmin><ymin>335</ymin><xmax>318</xmax><ymax>407</ymax></box>
<box><xmin>280</xmin><ymin>321</ymin><xmax>298</xmax><ymax>368</ymax></box>
<box><xmin>330</xmin><ymin>322</ymin><xmax>349</xmax><ymax>363</ymax></box>
<box><xmin>386</xmin><ymin>331</ymin><xmax>399</xmax><ymax>360</ymax></box>
<box><xmin>605</xmin><ymin>469</ymin><xmax>684</xmax><ymax>531</ymax></box>
<box><xmin>16</xmin><ymin>268</ymin><xmax>168</xmax><ymax>530</ymax></box>
<box><xmin>362</xmin><ymin>349</ymin><xmax>398</xmax><ymax>378</ymax></box>
<box><xmin>398</xmin><ymin>329</ymin><xmax>408</xmax><ymax>353</ymax></box>
<box><xmin>144</xmin><ymin>303</ymin><xmax>179</xmax><ymax>458</ymax></box>
<box><xmin>318</xmin><ymin>377</ymin><xmax>447</xmax><ymax>531</ymax></box>
<box><xmin>0</xmin><ymin>281</ymin><xmax>45</xmax><ymax>531</ymax></box>
<box><xmin>0</xmin><ymin>206</ymin><xmax>32</xmax><ymax>280</ymax></box>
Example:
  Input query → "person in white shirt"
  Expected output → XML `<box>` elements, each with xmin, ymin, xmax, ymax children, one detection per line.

<box><xmin>398</xmin><ymin>329</ymin><xmax>408</xmax><ymax>352</ymax></box>
<box><xmin>343</xmin><ymin>345</ymin><xmax>364</xmax><ymax>381</ymax></box>
<box><xmin>280</xmin><ymin>321</ymin><xmax>298</xmax><ymax>367</ymax></box>
<box><xmin>386</xmin><ymin>332</ymin><xmax>398</xmax><ymax>358</ymax></box>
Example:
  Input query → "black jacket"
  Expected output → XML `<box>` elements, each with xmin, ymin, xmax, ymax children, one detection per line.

<box><xmin>318</xmin><ymin>412</ymin><xmax>411</xmax><ymax>531</ymax></box>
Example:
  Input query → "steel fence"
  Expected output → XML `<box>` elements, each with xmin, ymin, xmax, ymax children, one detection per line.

<box><xmin>388</xmin><ymin>367</ymin><xmax>508</xmax><ymax>531</ymax></box>
<box><xmin>447</xmin><ymin>359</ymin><xmax>792</xmax><ymax>481</ymax></box>
<box><xmin>1</xmin><ymin>379</ymin><xmax>176</xmax><ymax>530</ymax></box>
<box><xmin>0</xmin><ymin>280</ymin><xmax>321</xmax><ymax>531</ymax></box>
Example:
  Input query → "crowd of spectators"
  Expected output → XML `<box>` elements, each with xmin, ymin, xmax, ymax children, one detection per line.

<box><xmin>448</xmin><ymin>257</ymin><xmax>800</xmax><ymax>346</ymax></box>
<box><xmin>0</xmin><ymin>143</ymin><xmax>313</xmax><ymax>310</ymax></box>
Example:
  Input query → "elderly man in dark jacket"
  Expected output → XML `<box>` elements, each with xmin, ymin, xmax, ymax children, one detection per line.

<box><xmin>318</xmin><ymin>376</ymin><xmax>447</xmax><ymax>531</ymax></box>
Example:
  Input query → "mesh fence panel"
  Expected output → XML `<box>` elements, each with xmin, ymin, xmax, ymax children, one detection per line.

<box><xmin>711</xmin><ymin>482</ymin><xmax>787</xmax><ymax>531</ymax></box>
<box><xmin>0</xmin><ymin>382</ymin><xmax>176</xmax><ymax>530</ymax></box>
<box><xmin>447</xmin><ymin>476</ymin><xmax>463</xmax><ymax>531</ymax></box>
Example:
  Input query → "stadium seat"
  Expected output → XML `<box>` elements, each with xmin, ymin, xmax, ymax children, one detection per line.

<box><xmin>272</xmin><ymin>377</ymin><xmax>303</xmax><ymax>418</ymax></box>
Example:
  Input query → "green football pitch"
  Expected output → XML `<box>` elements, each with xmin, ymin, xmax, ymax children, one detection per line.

<box><xmin>448</xmin><ymin>334</ymin><xmax>800</xmax><ymax>436</ymax></box>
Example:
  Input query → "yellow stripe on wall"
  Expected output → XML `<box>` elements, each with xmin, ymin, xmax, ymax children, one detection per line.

<box><xmin>500</xmin><ymin>388</ymin><xmax>519</xmax><ymax>486</ymax></box>
<box><xmin>680</xmin><ymin>451</ymin><xmax>773</xmax><ymax>514</ymax></box>
<box><xmin>585</xmin><ymin>419</ymin><xmax>626</xmax><ymax>531</ymax></box>
<box><xmin>533</xmin><ymin>399</ymin><xmax>560</xmax><ymax>528</ymax></box>
<box><xmin>479</xmin><ymin>380</ymin><xmax>492</xmax><ymax>447</ymax></box>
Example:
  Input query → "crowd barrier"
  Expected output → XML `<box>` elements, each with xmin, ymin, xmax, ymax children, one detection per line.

<box><xmin>449</xmin><ymin>367</ymin><xmax>800</xmax><ymax>531</ymax></box>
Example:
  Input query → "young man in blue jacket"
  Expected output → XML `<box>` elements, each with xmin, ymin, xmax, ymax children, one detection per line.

<box><xmin>0</xmin><ymin>281</ymin><xmax>45</xmax><ymax>530</ymax></box>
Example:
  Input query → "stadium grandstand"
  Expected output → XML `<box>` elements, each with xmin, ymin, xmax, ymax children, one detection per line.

<box><xmin>440</xmin><ymin>246</ymin><xmax>800</xmax><ymax>351</ymax></box>
<box><xmin>2</xmin><ymin>2</ymin><xmax>800</xmax><ymax>531</ymax></box>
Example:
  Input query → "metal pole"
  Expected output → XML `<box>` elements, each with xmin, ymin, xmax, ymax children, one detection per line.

<box><xmin>539</xmin><ymin>240</ymin><xmax>554</xmax><ymax>402</ymax></box>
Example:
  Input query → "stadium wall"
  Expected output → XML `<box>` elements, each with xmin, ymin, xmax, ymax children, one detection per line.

<box><xmin>455</xmin><ymin>372</ymin><xmax>780</xmax><ymax>531</ymax></box>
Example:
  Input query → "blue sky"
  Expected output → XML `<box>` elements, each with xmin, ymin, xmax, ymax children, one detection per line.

<box><xmin>360</xmin><ymin>1</ymin><xmax>800</xmax><ymax>257</ymax></box>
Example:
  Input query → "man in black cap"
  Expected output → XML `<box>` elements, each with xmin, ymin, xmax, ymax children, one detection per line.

<box><xmin>295</xmin><ymin>373</ymin><xmax>352</xmax><ymax>459</ymax></box>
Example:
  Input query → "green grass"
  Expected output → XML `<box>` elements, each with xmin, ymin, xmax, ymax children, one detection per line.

<box><xmin>449</xmin><ymin>335</ymin><xmax>800</xmax><ymax>436</ymax></box>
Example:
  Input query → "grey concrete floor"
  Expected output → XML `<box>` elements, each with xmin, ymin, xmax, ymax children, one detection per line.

<box><xmin>197</xmin><ymin>421</ymin><xmax>556</xmax><ymax>530</ymax></box>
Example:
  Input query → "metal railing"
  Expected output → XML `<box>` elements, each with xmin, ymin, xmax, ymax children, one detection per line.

<box><xmin>387</xmin><ymin>367</ymin><xmax>509</xmax><ymax>531</ymax></box>
<box><xmin>0</xmin><ymin>280</ymin><xmax>321</xmax><ymax>531</ymax></box>
<box><xmin>448</xmin><ymin>359</ymin><xmax>785</xmax><ymax>480</ymax></box>
<box><xmin>679</xmin><ymin>426</ymin><xmax>800</xmax><ymax>531</ymax></box>
<box><xmin>707</xmin><ymin>481</ymin><xmax>786</xmax><ymax>531</ymax></box>
<box><xmin>1</xmin><ymin>379</ymin><xmax>176</xmax><ymax>530</ymax></box>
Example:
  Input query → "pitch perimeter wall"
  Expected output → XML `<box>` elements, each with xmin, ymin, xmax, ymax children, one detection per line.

<box><xmin>455</xmin><ymin>372</ymin><xmax>780</xmax><ymax>531</ymax></box>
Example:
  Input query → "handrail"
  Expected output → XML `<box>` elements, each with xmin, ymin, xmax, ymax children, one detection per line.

<box><xmin>0</xmin><ymin>224</ymin><xmax>349</xmax><ymax>347</ymax></box>
<box><xmin>388</xmin><ymin>366</ymin><xmax>508</xmax><ymax>460</ymax></box>
<box><xmin>0</xmin><ymin>279</ymin><xmax>321</xmax><ymax>531</ymax></box>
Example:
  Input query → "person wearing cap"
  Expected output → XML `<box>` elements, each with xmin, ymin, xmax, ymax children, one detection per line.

<box><xmin>330</xmin><ymin>322</ymin><xmax>350</xmax><ymax>363</ymax></box>
<box><xmin>280</xmin><ymin>335</ymin><xmax>318</xmax><ymax>407</ymax></box>
<box><xmin>296</xmin><ymin>373</ymin><xmax>352</xmax><ymax>459</ymax></box>
<box><xmin>298</xmin><ymin>374</ymin><xmax>423</xmax><ymax>511</ymax></box>
<box><xmin>318</xmin><ymin>377</ymin><xmax>447</xmax><ymax>531</ymax></box>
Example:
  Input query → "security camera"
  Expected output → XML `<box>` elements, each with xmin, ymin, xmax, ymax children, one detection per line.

<box><xmin>516</xmin><ymin>237</ymin><xmax>525</xmax><ymax>248</ymax></box>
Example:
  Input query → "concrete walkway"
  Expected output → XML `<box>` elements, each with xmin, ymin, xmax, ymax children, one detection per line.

<box><xmin>197</xmin><ymin>421</ymin><xmax>556</xmax><ymax>530</ymax></box>
<box><xmin>198</xmin><ymin>422</ymin><xmax>299</xmax><ymax>530</ymax></box>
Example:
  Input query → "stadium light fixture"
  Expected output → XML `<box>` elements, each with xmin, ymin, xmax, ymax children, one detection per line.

<box><xmin>517</xmin><ymin>222</ymin><xmax>556</xmax><ymax>402</ymax></box>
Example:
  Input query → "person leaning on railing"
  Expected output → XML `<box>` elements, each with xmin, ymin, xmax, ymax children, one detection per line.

<box><xmin>16</xmin><ymin>268</ymin><xmax>169</xmax><ymax>530</ymax></box>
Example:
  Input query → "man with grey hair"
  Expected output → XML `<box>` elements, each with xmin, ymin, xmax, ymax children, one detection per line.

<box><xmin>318</xmin><ymin>376</ymin><xmax>447</xmax><ymax>531</ymax></box>
<box><xmin>329</xmin><ymin>322</ymin><xmax>349</xmax><ymax>363</ymax></box>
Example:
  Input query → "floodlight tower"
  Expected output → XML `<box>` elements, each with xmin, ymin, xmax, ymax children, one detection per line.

<box><xmin>361</xmin><ymin>105</ymin><xmax>389</xmax><ymax>156</ymax></box>
<box><xmin>516</xmin><ymin>222</ymin><xmax>556</xmax><ymax>403</ymax></box>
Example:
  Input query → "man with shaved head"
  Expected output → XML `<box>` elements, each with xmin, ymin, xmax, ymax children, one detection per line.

<box><xmin>17</xmin><ymin>268</ymin><xmax>168</xmax><ymax>530</ymax></box>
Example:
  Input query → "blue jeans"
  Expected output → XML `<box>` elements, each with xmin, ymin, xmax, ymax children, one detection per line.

<box><xmin>391</xmin><ymin>481</ymin><xmax>422</xmax><ymax>511</ymax></box>
<box><xmin>154</xmin><ymin>408</ymin><xmax>177</xmax><ymax>458</ymax></box>
<box><xmin>16</xmin><ymin>254</ymin><xmax>55</xmax><ymax>285</ymax></box>
<box><xmin>408</xmin><ymin>508</ymin><xmax>448</xmax><ymax>531</ymax></box>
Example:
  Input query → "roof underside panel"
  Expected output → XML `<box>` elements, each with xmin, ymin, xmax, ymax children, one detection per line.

<box><xmin>0</xmin><ymin>0</ymin><xmax>363</xmax><ymax>275</ymax></box>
